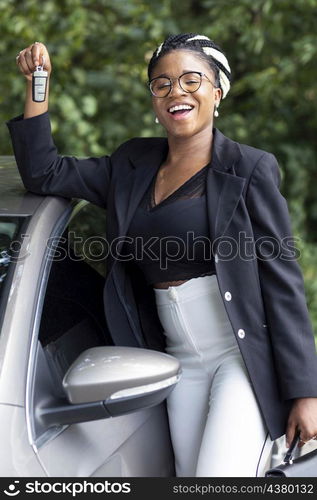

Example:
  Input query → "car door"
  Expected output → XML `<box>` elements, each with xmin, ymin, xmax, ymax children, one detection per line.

<box><xmin>29</xmin><ymin>201</ymin><xmax>175</xmax><ymax>477</ymax></box>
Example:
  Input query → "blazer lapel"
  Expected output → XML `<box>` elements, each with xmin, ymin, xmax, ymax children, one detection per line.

<box><xmin>114</xmin><ymin>139</ymin><xmax>168</xmax><ymax>253</ymax></box>
<box><xmin>114</xmin><ymin>128</ymin><xmax>246</xmax><ymax>256</ymax></box>
<box><xmin>206</xmin><ymin>128</ymin><xmax>246</xmax><ymax>241</ymax></box>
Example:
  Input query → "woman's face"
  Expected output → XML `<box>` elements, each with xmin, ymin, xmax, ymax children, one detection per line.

<box><xmin>150</xmin><ymin>49</ymin><xmax>222</xmax><ymax>140</ymax></box>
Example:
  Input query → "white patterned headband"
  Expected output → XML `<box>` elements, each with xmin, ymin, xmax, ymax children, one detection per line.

<box><xmin>155</xmin><ymin>34</ymin><xmax>231</xmax><ymax>99</ymax></box>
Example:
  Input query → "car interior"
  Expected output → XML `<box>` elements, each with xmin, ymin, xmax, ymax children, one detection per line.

<box><xmin>40</xmin><ymin>245</ymin><xmax>113</xmax><ymax>398</ymax></box>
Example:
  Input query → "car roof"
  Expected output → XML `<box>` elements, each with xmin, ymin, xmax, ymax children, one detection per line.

<box><xmin>0</xmin><ymin>156</ymin><xmax>66</xmax><ymax>216</ymax></box>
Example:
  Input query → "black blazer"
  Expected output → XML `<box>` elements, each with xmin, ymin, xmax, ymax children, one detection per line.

<box><xmin>7</xmin><ymin>111</ymin><xmax>317</xmax><ymax>441</ymax></box>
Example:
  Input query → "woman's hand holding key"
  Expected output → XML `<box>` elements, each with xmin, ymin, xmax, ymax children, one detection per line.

<box><xmin>15</xmin><ymin>42</ymin><xmax>51</xmax><ymax>118</ymax></box>
<box><xmin>16</xmin><ymin>42</ymin><xmax>52</xmax><ymax>81</ymax></box>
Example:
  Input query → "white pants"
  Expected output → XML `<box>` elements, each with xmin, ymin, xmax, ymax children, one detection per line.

<box><xmin>153</xmin><ymin>274</ymin><xmax>274</xmax><ymax>477</ymax></box>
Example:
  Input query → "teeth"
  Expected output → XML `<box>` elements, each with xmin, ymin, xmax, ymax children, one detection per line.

<box><xmin>168</xmin><ymin>104</ymin><xmax>193</xmax><ymax>113</ymax></box>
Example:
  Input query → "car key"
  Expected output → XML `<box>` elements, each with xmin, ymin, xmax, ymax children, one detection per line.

<box><xmin>32</xmin><ymin>56</ymin><xmax>48</xmax><ymax>102</ymax></box>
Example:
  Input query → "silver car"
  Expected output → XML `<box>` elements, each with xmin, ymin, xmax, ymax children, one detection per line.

<box><xmin>0</xmin><ymin>156</ymin><xmax>181</xmax><ymax>477</ymax></box>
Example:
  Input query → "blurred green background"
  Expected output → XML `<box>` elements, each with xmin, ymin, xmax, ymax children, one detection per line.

<box><xmin>1</xmin><ymin>0</ymin><xmax>316</xmax><ymax>338</ymax></box>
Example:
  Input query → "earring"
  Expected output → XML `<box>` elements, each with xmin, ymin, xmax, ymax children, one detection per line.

<box><xmin>214</xmin><ymin>106</ymin><xmax>219</xmax><ymax>117</ymax></box>
<box><xmin>155</xmin><ymin>116</ymin><xmax>159</xmax><ymax>124</ymax></box>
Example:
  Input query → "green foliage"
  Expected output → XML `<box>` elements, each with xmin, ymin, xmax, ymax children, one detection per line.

<box><xmin>1</xmin><ymin>0</ymin><xmax>316</xmax><ymax>339</ymax></box>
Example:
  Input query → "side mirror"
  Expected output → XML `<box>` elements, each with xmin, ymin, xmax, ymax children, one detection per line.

<box><xmin>39</xmin><ymin>346</ymin><xmax>181</xmax><ymax>428</ymax></box>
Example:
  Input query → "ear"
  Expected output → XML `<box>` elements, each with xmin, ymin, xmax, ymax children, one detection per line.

<box><xmin>215</xmin><ymin>86</ymin><xmax>222</xmax><ymax>104</ymax></box>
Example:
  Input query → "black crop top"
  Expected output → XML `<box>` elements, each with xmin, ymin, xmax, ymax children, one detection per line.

<box><xmin>120</xmin><ymin>164</ymin><xmax>216</xmax><ymax>286</ymax></box>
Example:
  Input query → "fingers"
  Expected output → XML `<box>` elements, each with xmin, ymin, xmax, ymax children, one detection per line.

<box><xmin>16</xmin><ymin>42</ymin><xmax>50</xmax><ymax>79</ymax></box>
<box><xmin>286</xmin><ymin>424</ymin><xmax>317</xmax><ymax>449</ymax></box>
<box><xmin>285</xmin><ymin>421</ymin><xmax>297</xmax><ymax>449</ymax></box>
<box><xmin>16</xmin><ymin>45</ymin><xmax>37</xmax><ymax>78</ymax></box>
<box><xmin>286</xmin><ymin>397</ymin><xmax>317</xmax><ymax>449</ymax></box>
<box><xmin>31</xmin><ymin>42</ymin><xmax>45</xmax><ymax>67</ymax></box>
<box><xmin>286</xmin><ymin>422</ymin><xmax>313</xmax><ymax>449</ymax></box>
<box><xmin>297</xmin><ymin>436</ymin><xmax>306</xmax><ymax>449</ymax></box>
<box><xmin>16</xmin><ymin>51</ymin><xmax>32</xmax><ymax>80</ymax></box>
<box><xmin>25</xmin><ymin>48</ymin><xmax>36</xmax><ymax>72</ymax></box>
<box><xmin>298</xmin><ymin>432</ymin><xmax>317</xmax><ymax>447</ymax></box>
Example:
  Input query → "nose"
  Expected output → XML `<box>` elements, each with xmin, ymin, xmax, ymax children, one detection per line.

<box><xmin>169</xmin><ymin>77</ymin><xmax>186</xmax><ymax>97</ymax></box>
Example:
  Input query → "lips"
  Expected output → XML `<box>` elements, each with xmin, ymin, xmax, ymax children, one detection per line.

<box><xmin>167</xmin><ymin>102</ymin><xmax>194</xmax><ymax>120</ymax></box>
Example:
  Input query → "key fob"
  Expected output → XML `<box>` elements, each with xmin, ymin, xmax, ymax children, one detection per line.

<box><xmin>32</xmin><ymin>59</ymin><xmax>48</xmax><ymax>102</ymax></box>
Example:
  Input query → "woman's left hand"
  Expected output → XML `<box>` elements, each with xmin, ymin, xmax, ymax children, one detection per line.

<box><xmin>286</xmin><ymin>397</ymin><xmax>317</xmax><ymax>448</ymax></box>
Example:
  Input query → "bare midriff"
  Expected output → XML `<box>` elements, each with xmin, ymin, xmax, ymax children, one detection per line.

<box><xmin>152</xmin><ymin>279</ymin><xmax>190</xmax><ymax>289</ymax></box>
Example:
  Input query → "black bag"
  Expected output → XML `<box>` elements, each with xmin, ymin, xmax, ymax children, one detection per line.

<box><xmin>265</xmin><ymin>431</ymin><xmax>317</xmax><ymax>477</ymax></box>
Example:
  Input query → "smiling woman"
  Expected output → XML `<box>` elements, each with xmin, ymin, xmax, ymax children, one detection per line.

<box><xmin>7</xmin><ymin>32</ymin><xmax>317</xmax><ymax>478</ymax></box>
<box><xmin>149</xmin><ymin>50</ymin><xmax>222</xmax><ymax>139</ymax></box>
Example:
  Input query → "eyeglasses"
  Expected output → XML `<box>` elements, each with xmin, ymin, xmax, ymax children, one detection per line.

<box><xmin>148</xmin><ymin>71</ymin><xmax>216</xmax><ymax>98</ymax></box>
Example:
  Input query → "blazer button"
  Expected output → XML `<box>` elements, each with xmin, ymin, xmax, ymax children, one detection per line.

<box><xmin>238</xmin><ymin>329</ymin><xmax>245</xmax><ymax>339</ymax></box>
<box><xmin>224</xmin><ymin>291</ymin><xmax>232</xmax><ymax>301</ymax></box>
<box><xmin>215</xmin><ymin>253</ymin><xmax>219</xmax><ymax>264</ymax></box>
<box><xmin>168</xmin><ymin>288</ymin><xmax>178</xmax><ymax>301</ymax></box>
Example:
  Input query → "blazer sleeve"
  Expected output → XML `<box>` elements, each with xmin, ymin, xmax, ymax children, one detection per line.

<box><xmin>6</xmin><ymin>111</ymin><xmax>123</xmax><ymax>208</ymax></box>
<box><xmin>245</xmin><ymin>152</ymin><xmax>317</xmax><ymax>401</ymax></box>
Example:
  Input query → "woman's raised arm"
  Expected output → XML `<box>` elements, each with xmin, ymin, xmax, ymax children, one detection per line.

<box><xmin>7</xmin><ymin>42</ymin><xmax>118</xmax><ymax>208</ymax></box>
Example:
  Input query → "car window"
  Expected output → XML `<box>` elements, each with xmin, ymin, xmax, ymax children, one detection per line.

<box><xmin>0</xmin><ymin>216</ymin><xmax>28</xmax><ymax>326</ymax></box>
<box><xmin>67</xmin><ymin>201</ymin><xmax>108</xmax><ymax>278</ymax></box>
<box><xmin>38</xmin><ymin>202</ymin><xmax>112</xmax><ymax>393</ymax></box>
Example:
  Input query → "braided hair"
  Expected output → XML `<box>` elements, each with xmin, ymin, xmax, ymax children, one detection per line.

<box><xmin>148</xmin><ymin>33</ymin><xmax>231</xmax><ymax>99</ymax></box>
